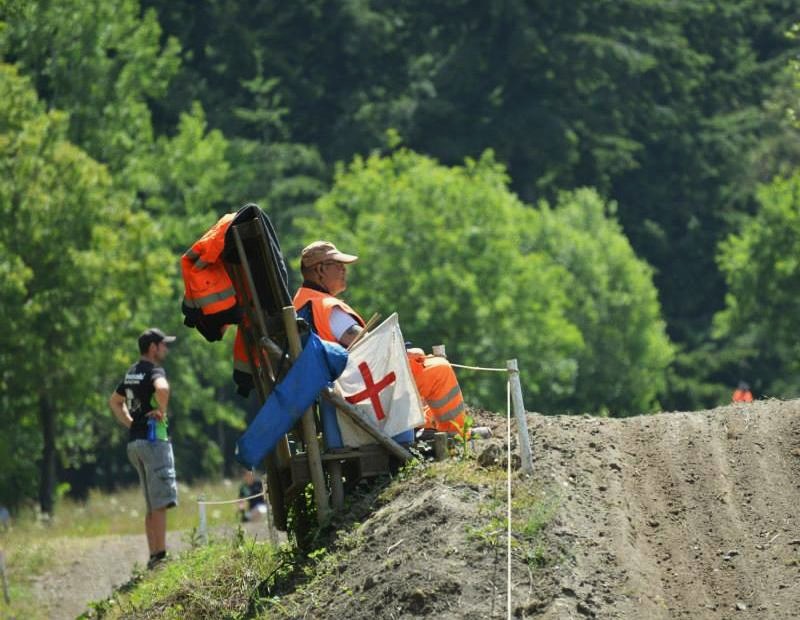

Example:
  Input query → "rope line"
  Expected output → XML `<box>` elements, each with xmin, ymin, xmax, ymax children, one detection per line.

<box><xmin>449</xmin><ymin>362</ymin><xmax>507</xmax><ymax>372</ymax></box>
<box><xmin>197</xmin><ymin>492</ymin><xmax>263</xmax><ymax>506</ymax></box>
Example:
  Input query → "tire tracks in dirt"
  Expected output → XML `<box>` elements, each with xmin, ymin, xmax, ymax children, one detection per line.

<box><xmin>519</xmin><ymin>399</ymin><xmax>800</xmax><ymax>619</ymax></box>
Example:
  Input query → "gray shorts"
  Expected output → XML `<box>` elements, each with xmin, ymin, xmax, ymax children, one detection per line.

<box><xmin>127</xmin><ymin>440</ymin><xmax>178</xmax><ymax>512</ymax></box>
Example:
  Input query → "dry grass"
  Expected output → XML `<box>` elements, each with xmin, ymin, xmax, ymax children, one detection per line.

<box><xmin>0</xmin><ymin>478</ymin><xmax>247</xmax><ymax>619</ymax></box>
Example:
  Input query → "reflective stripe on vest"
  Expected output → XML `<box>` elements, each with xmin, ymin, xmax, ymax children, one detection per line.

<box><xmin>434</xmin><ymin>399</ymin><xmax>465</xmax><ymax>423</ymax></box>
<box><xmin>183</xmin><ymin>287</ymin><xmax>237</xmax><ymax>309</ymax></box>
<box><xmin>427</xmin><ymin>384</ymin><xmax>462</xmax><ymax>409</ymax></box>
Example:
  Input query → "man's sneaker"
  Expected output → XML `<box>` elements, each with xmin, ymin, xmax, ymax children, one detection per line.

<box><xmin>147</xmin><ymin>551</ymin><xmax>168</xmax><ymax>570</ymax></box>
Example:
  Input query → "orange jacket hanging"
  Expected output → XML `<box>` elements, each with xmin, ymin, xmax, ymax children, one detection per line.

<box><xmin>181</xmin><ymin>213</ymin><xmax>238</xmax><ymax>318</ymax></box>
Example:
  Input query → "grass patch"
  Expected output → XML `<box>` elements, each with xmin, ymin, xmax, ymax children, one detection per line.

<box><xmin>89</xmin><ymin>531</ymin><xmax>284</xmax><ymax>619</ymax></box>
<box><xmin>3</xmin><ymin>478</ymin><xmax>244</xmax><ymax>540</ymax></box>
<box><xmin>0</xmin><ymin>478</ymin><xmax>247</xmax><ymax>619</ymax></box>
<box><xmin>511</xmin><ymin>482</ymin><xmax>561</xmax><ymax>568</ymax></box>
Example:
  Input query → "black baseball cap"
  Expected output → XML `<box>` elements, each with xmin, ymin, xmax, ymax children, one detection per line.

<box><xmin>138</xmin><ymin>327</ymin><xmax>176</xmax><ymax>352</ymax></box>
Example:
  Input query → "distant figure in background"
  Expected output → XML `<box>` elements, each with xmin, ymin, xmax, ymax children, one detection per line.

<box><xmin>0</xmin><ymin>505</ymin><xmax>9</xmax><ymax>531</ymax></box>
<box><xmin>109</xmin><ymin>328</ymin><xmax>178</xmax><ymax>570</ymax></box>
<box><xmin>732</xmin><ymin>381</ymin><xmax>753</xmax><ymax>403</ymax></box>
<box><xmin>238</xmin><ymin>468</ymin><xmax>267</xmax><ymax>522</ymax></box>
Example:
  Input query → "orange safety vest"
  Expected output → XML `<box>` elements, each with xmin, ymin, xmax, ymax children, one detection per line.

<box><xmin>408</xmin><ymin>354</ymin><xmax>466</xmax><ymax>434</ymax></box>
<box><xmin>292</xmin><ymin>286</ymin><xmax>365</xmax><ymax>344</ymax></box>
<box><xmin>181</xmin><ymin>213</ymin><xmax>238</xmax><ymax>316</ymax></box>
<box><xmin>233</xmin><ymin>321</ymin><xmax>254</xmax><ymax>375</ymax></box>
<box><xmin>732</xmin><ymin>389</ymin><xmax>753</xmax><ymax>403</ymax></box>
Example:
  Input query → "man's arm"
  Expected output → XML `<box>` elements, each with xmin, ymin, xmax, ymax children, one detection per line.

<box><xmin>329</xmin><ymin>307</ymin><xmax>363</xmax><ymax>347</ymax></box>
<box><xmin>151</xmin><ymin>376</ymin><xmax>170</xmax><ymax>420</ymax></box>
<box><xmin>109</xmin><ymin>392</ymin><xmax>132</xmax><ymax>429</ymax></box>
<box><xmin>339</xmin><ymin>324</ymin><xmax>363</xmax><ymax>348</ymax></box>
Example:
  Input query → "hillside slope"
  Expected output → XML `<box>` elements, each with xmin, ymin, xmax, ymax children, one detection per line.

<box><xmin>276</xmin><ymin>401</ymin><xmax>800</xmax><ymax>619</ymax></box>
<box><xmin>518</xmin><ymin>399</ymin><xmax>800</xmax><ymax>618</ymax></box>
<box><xmin>66</xmin><ymin>400</ymin><xmax>800</xmax><ymax>619</ymax></box>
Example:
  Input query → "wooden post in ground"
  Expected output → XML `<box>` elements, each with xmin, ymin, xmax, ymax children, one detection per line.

<box><xmin>282</xmin><ymin>306</ymin><xmax>331</xmax><ymax>524</ymax></box>
<box><xmin>329</xmin><ymin>460</ymin><xmax>345</xmax><ymax>510</ymax></box>
<box><xmin>507</xmin><ymin>359</ymin><xmax>534</xmax><ymax>474</ymax></box>
<box><xmin>228</xmin><ymin>226</ymin><xmax>290</xmax><ymax>530</ymax></box>
<box><xmin>434</xmin><ymin>432</ymin><xmax>448</xmax><ymax>461</ymax></box>
<box><xmin>260</xmin><ymin>474</ymin><xmax>278</xmax><ymax>545</ymax></box>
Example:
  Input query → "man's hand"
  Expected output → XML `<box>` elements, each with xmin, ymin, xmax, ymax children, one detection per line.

<box><xmin>147</xmin><ymin>409</ymin><xmax>166</xmax><ymax>422</ymax></box>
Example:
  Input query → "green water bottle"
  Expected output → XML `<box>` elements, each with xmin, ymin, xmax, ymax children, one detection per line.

<box><xmin>155</xmin><ymin>415</ymin><xmax>168</xmax><ymax>441</ymax></box>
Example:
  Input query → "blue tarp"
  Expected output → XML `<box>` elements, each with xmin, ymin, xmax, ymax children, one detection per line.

<box><xmin>236</xmin><ymin>331</ymin><xmax>348</xmax><ymax>468</ymax></box>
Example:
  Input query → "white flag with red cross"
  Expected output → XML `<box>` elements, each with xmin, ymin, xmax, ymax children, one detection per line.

<box><xmin>334</xmin><ymin>313</ymin><xmax>425</xmax><ymax>447</ymax></box>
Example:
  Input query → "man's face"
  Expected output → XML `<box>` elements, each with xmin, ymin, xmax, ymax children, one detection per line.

<box><xmin>154</xmin><ymin>340</ymin><xmax>170</xmax><ymax>363</ymax></box>
<box><xmin>319</xmin><ymin>260</ymin><xmax>348</xmax><ymax>295</ymax></box>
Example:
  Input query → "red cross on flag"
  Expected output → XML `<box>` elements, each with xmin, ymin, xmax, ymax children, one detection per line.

<box><xmin>334</xmin><ymin>313</ymin><xmax>425</xmax><ymax>447</ymax></box>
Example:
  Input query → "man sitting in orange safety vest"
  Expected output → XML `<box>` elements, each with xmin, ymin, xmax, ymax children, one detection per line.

<box><xmin>292</xmin><ymin>240</ymin><xmax>468</xmax><ymax>439</ymax></box>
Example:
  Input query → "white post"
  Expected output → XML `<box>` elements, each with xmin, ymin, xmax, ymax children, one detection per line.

<box><xmin>0</xmin><ymin>549</ymin><xmax>10</xmax><ymax>604</ymax></box>
<box><xmin>198</xmin><ymin>497</ymin><xmax>208</xmax><ymax>545</ymax></box>
<box><xmin>507</xmin><ymin>359</ymin><xmax>534</xmax><ymax>474</ymax></box>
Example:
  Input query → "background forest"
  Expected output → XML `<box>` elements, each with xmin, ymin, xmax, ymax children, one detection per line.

<box><xmin>1</xmin><ymin>0</ymin><xmax>799</xmax><ymax>514</ymax></box>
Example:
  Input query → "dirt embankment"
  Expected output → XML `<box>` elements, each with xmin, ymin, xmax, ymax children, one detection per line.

<box><xmin>29</xmin><ymin>400</ymin><xmax>800</xmax><ymax>619</ymax></box>
<box><xmin>518</xmin><ymin>399</ymin><xmax>800</xmax><ymax>619</ymax></box>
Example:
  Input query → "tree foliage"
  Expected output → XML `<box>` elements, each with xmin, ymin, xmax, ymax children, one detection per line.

<box><xmin>0</xmin><ymin>0</ymin><xmax>181</xmax><ymax>189</ymax></box>
<box><xmin>528</xmin><ymin>190</ymin><xmax>673</xmax><ymax>414</ymax></box>
<box><xmin>0</xmin><ymin>63</ymin><xmax>161</xmax><ymax>510</ymax></box>
<box><xmin>715</xmin><ymin>172</ymin><xmax>800</xmax><ymax>396</ymax></box>
<box><xmin>143</xmin><ymin>0</ymin><xmax>800</xmax><ymax>409</ymax></box>
<box><xmin>0</xmin><ymin>0</ymin><xmax>798</xmax><ymax>509</ymax></box>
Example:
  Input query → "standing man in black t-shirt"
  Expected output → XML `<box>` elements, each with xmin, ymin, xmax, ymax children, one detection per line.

<box><xmin>109</xmin><ymin>327</ymin><xmax>178</xmax><ymax>570</ymax></box>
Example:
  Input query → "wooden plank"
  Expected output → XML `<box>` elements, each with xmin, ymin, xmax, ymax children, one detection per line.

<box><xmin>283</xmin><ymin>306</ymin><xmax>331</xmax><ymax>524</ymax></box>
<box><xmin>321</xmin><ymin>388</ymin><xmax>413</xmax><ymax>462</ymax></box>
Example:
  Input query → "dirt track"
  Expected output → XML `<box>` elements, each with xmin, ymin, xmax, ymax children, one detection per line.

<box><xmin>518</xmin><ymin>399</ymin><xmax>800</xmax><ymax>618</ymax></box>
<box><xmin>29</xmin><ymin>400</ymin><xmax>800</xmax><ymax>619</ymax></box>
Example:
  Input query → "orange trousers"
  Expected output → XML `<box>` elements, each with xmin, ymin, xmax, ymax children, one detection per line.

<box><xmin>409</xmin><ymin>355</ymin><xmax>466</xmax><ymax>434</ymax></box>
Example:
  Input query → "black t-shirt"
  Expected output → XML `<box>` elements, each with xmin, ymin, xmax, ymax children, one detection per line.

<box><xmin>115</xmin><ymin>360</ymin><xmax>166</xmax><ymax>441</ymax></box>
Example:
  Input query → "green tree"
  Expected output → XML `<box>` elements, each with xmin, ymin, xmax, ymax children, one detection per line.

<box><xmin>714</xmin><ymin>171</ymin><xmax>800</xmax><ymax>398</ymax></box>
<box><xmin>295</xmin><ymin>149</ymin><xmax>672</xmax><ymax>414</ymax></box>
<box><xmin>529</xmin><ymin>189</ymin><xmax>674</xmax><ymax>414</ymax></box>
<box><xmin>1</xmin><ymin>0</ymin><xmax>268</xmax><ymax>500</ymax></box>
<box><xmin>0</xmin><ymin>63</ymin><xmax>167</xmax><ymax>512</ymax></box>
<box><xmin>0</xmin><ymin>0</ymin><xmax>181</xmax><ymax>190</ymax></box>
<box><xmin>144</xmin><ymin>1</ymin><xmax>799</xmax><ymax>410</ymax></box>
